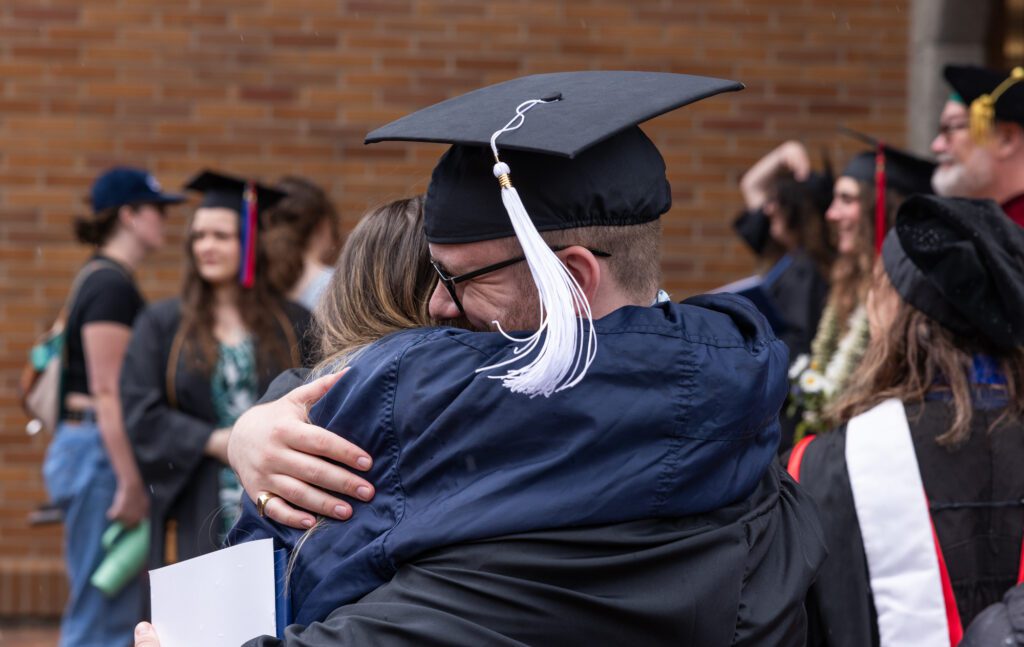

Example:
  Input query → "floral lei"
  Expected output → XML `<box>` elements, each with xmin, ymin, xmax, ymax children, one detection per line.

<box><xmin>788</xmin><ymin>300</ymin><xmax>870</xmax><ymax>442</ymax></box>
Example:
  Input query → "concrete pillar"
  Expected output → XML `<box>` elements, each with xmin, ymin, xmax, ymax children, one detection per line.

<box><xmin>907</xmin><ymin>0</ymin><xmax>994</xmax><ymax>154</ymax></box>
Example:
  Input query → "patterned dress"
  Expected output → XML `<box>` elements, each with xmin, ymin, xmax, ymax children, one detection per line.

<box><xmin>211</xmin><ymin>338</ymin><xmax>257</xmax><ymax>540</ymax></box>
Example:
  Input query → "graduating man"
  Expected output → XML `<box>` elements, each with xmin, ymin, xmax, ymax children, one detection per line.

<box><xmin>138</xmin><ymin>72</ymin><xmax>826</xmax><ymax>646</ymax></box>
<box><xmin>932</xmin><ymin>65</ymin><xmax>1024</xmax><ymax>227</ymax></box>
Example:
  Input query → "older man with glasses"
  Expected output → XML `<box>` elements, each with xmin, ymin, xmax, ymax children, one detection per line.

<box><xmin>932</xmin><ymin>65</ymin><xmax>1024</xmax><ymax>227</ymax></box>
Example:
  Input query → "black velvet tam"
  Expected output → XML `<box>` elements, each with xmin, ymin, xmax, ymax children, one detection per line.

<box><xmin>184</xmin><ymin>170</ymin><xmax>286</xmax><ymax>216</ymax></box>
<box><xmin>945</xmin><ymin>65</ymin><xmax>1024</xmax><ymax>126</ymax></box>
<box><xmin>882</xmin><ymin>195</ymin><xmax>1024</xmax><ymax>350</ymax></box>
<box><xmin>364</xmin><ymin>71</ymin><xmax>743</xmax><ymax>243</ymax></box>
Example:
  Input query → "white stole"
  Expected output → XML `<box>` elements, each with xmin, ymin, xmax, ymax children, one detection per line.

<box><xmin>845</xmin><ymin>398</ymin><xmax>950</xmax><ymax>647</ymax></box>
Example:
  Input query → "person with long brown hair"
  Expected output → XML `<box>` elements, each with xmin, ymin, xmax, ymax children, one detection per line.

<box><xmin>786</xmin><ymin>195</ymin><xmax>1024</xmax><ymax>646</ymax></box>
<box><xmin>788</xmin><ymin>141</ymin><xmax>936</xmax><ymax>441</ymax></box>
<box><xmin>309</xmin><ymin>195</ymin><xmax>435</xmax><ymax>371</ymax></box>
<box><xmin>735</xmin><ymin>140</ymin><xmax>835</xmax><ymax>359</ymax></box>
<box><xmin>265</xmin><ymin>176</ymin><xmax>342</xmax><ymax>310</ymax></box>
<box><xmin>121</xmin><ymin>170</ymin><xmax>311</xmax><ymax>570</ymax></box>
<box><xmin>44</xmin><ymin>167</ymin><xmax>184</xmax><ymax>647</ymax></box>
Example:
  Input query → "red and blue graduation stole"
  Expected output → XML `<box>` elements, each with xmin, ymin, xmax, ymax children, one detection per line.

<box><xmin>239</xmin><ymin>182</ymin><xmax>258</xmax><ymax>288</ymax></box>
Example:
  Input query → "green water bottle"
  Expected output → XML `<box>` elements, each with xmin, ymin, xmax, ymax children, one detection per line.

<box><xmin>90</xmin><ymin>519</ymin><xmax>150</xmax><ymax>597</ymax></box>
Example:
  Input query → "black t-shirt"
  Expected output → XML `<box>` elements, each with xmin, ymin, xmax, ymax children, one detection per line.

<box><xmin>64</xmin><ymin>255</ymin><xmax>145</xmax><ymax>400</ymax></box>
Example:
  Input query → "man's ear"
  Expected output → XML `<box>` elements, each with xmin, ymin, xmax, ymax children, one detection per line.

<box><xmin>559</xmin><ymin>246</ymin><xmax>602</xmax><ymax>303</ymax></box>
<box><xmin>993</xmin><ymin>122</ymin><xmax>1024</xmax><ymax>160</ymax></box>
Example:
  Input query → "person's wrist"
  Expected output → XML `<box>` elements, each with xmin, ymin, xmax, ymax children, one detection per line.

<box><xmin>116</xmin><ymin>474</ymin><xmax>143</xmax><ymax>490</ymax></box>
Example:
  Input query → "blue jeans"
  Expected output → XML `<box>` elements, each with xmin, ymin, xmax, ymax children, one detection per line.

<box><xmin>43</xmin><ymin>421</ymin><xmax>141</xmax><ymax>647</ymax></box>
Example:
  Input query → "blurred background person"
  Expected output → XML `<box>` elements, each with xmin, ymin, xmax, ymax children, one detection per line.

<box><xmin>788</xmin><ymin>138</ymin><xmax>936</xmax><ymax>443</ymax></box>
<box><xmin>736</xmin><ymin>139</ymin><xmax>835</xmax><ymax>359</ymax></box>
<box><xmin>121</xmin><ymin>171</ymin><xmax>311</xmax><ymax>572</ymax></box>
<box><xmin>266</xmin><ymin>177</ymin><xmax>341</xmax><ymax>311</ymax></box>
<box><xmin>932</xmin><ymin>65</ymin><xmax>1024</xmax><ymax>227</ymax></box>
<box><xmin>45</xmin><ymin>167</ymin><xmax>184</xmax><ymax>647</ymax></box>
<box><xmin>787</xmin><ymin>195</ymin><xmax>1024</xmax><ymax>646</ymax></box>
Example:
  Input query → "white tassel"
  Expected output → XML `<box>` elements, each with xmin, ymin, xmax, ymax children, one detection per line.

<box><xmin>475</xmin><ymin>97</ymin><xmax>598</xmax><ymax>397</ymax></box>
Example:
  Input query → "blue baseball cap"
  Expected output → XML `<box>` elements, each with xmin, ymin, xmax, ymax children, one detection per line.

<box><xmin>90</xmin><ymin>167</ymin><xmax>186</xmax><ymax>213</ymax></box>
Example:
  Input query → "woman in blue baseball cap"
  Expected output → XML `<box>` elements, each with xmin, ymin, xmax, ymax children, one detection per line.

<box><xmin>42</xmin><ymin>166</ymin><xmax>184</xmax><ymax>647</ymax></box>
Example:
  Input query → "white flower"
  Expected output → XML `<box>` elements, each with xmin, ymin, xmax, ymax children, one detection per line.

<box><xmin>824</xmin><ymin>305</ymin><xmax>869</xmax><ymax>395</ymax></box>
<box><xmin>799</xmin><ymin>369</ymin><xmax>832</xmax><ymax>394</ymax></box>
<box><xmin>789</xmin><ymin>354</ymin><xmax>810</xmax><ymax>380</ymax></box>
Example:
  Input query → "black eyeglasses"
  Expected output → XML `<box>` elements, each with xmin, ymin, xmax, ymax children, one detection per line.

<box><xmin>936</xmin><ymin>121</ymin><xmax>969</xmax><ymax>140</ymax></box>
<box><xmin>430</xmin><ymin>245</ymin><xmax>612</xmax><ymax>317</ymax></box>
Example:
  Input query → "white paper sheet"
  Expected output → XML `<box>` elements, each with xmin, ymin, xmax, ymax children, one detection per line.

<box><xmin>150</xmin><ymin>539</ymin><xmax>277</xmax><ymax>647</ymax></box>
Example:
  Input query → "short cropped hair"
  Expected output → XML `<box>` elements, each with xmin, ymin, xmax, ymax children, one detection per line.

<box><xmin>532</xmin><ymin>220</ymin><xmax>663</xmax><ymax>301</ymax></box>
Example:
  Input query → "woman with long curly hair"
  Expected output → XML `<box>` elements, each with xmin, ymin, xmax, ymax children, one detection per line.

<box><xmin>121</xmin><ymin>170</ymin><xmax>311</xmax><ymax>569</ymax></box>
<box><xmin>787</xmin><ymin>195</ymin><xmax>1024</xmax><ymax>646</ymax></box>
<box><xmin>788</xmin><ymin>141</ymin><xmax>935</xmax><ymax>440</ymax></box>
<box><xmin>736</xmin><ymin>140</ymin><xmax>835</xmax><ymax>359</ymax></box>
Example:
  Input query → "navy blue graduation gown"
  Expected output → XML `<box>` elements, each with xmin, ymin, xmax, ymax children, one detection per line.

<box><xmin>230</xmin><ymin>295</ymin><xmax>792</xmax><ymax>627</ymax></box>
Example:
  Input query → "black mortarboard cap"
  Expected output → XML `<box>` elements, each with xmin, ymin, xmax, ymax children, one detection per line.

<box><xmin>944</xmin><ymin>64</ymin><xmax>1024</xmax><ymax>127</ymax></box>
<box><xmin>882</xmin><ymin>195</ymin><xmax>1024</xmax><ymax>351</ymax></box>
<box><xmin>805</xmin><ymin>153</ymin><xmax>835</xmax><ymax>216</ymax></box>
<box><xmin>366</xmin><ymin>71</ymin><xmax>742</xmax><ymax>158</ymax></box>
<box><xmin>363</xmin><ymin>71</ymin><xmax>743</xmax><ymax>397</ymax></box>
<box><xmin>184</xmin><ymin>170</ymin><xmax>288</xmax><ymax>288</ymax></box>
<box><xmin>839</xmin><ymin>130</ymin><xmax>937</xmax><ymax>198</ymax></box>
<box><xmin>183</xmin><ymin>170</ymin><xmax>286</xmax><ymax>215</ymax></box>
<box><xmin>733</xmin><ymin>207</ymin><xmax>771</xmax><ymax>256</ymax></box>
<box><xmin>365</xmin><ymin>71</ymin><xmax>743</xmax><ymax>243</ymax></box>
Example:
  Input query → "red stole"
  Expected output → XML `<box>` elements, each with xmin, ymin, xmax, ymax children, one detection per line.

<box><xmin>1003</xmin><ymin>193</ymin><xmax>1024</xmax><ymax>228</ymax></box>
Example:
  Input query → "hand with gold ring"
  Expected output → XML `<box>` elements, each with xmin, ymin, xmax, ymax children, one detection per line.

<box><xmin>228</xmin><ymin>370</ymin><xmax>377</xmax><ymax>530</ymax></box>
<box><xmin>256</xmin><ymin>492</ymin><xmax>279</xmax><ymax>518</ymax></box>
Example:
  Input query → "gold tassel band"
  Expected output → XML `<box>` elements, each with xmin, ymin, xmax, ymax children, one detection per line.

<box><xmin>970</xmin><ymin>66</ymin><xmax>1024</xmax><ymax>144</ymax></box>
<box><xmin>497</xmin><ymin>173</ymin><xmax>512</xmax><ymax>189</ymax></box>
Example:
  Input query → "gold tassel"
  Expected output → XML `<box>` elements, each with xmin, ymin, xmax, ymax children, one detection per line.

<box><xmin>970</xmin><ymin>67</ymin><xmax>1024</xmax><ymax>144</ymax></box>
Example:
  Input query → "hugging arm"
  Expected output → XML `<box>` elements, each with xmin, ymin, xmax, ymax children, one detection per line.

<box><xmin>228</xmin><ymin>370</ymin><xmax>376</xmax><ymax>529</ymax></box>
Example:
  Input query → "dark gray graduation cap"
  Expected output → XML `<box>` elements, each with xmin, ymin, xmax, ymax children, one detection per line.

<box><xmin>184</xmin><ymin>170</ymin><xmax>286</xmax><ymax>216</ymax></box>
<box><xmin>365</xmin><ymin>71</ymin><xmax>744</xmax><ymax>243</ymax></box>
<box><xmin>839</xmin><ymin>129</ymin><xmax>936</xmax><ymax>198</ymax></box>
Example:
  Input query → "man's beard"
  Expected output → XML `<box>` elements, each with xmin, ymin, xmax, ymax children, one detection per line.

<box><xmin>932</xmin><ymin>149</ymin><xmax>995</xmax><ymax>198</ymax></box>
<box><xmin>433</xmin><ymin>294</ymin><xmax>539</xmax><ymax>333</ymax></box>
<box><xmin>492</xmin><ymin>291</ymin><xmax>541</xmax><ymax>333</ymax></box>
<box><xmin>434</xmin><ymin>315</ymin><xmax>474</xmax><ymax>331</ymax></box>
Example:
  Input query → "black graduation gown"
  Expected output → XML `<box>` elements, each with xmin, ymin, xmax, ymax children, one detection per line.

<box><xmin>243</xmin><ymin>463</ymin><xmax>827</xmax><ymax>646</ymax></box>
<box><xmin>766</xmin><ymin>251</ymin><xmax>828</xmax><ymax>455</ymax></box>
<box><xmin>791</xmin><ymin>395</ymin><xmax>1024</xmax><ymax>647</ymax></box>
<box><xmin>121</xmin><ymin>297</ymin><xmax>311</xmax><ymax>569</ymax></box>
<box><xmin>767</xmin><ymin>250</ymin><xmax>828</xmax><ymax>360</ymax></box>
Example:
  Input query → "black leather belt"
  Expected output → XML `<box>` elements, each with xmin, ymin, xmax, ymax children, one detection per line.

<box><xmin>63</xmin><ymin>409</ymin><xmax>97</xmax><ymax>423</ymax></box>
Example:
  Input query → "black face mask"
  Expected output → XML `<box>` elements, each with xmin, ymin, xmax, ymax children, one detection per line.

<box><xmin>733</xmin><ymin>207</ymin><xmax>771</xmax><ymax>256</ymax></box>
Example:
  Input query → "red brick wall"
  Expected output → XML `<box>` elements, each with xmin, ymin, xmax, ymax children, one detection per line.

<box><xmin>0</xmin><ymin>0</ymin><xmax>909</xmax><ymax>617</ymax></box>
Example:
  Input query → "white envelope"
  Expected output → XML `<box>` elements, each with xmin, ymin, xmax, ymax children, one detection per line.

<box><xmin>150</xmin><ymin>539</ymin><xmax>277</xmax><ymax>647</ymax></box>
